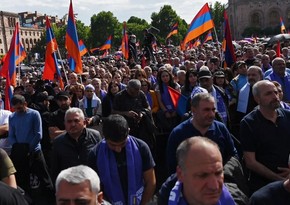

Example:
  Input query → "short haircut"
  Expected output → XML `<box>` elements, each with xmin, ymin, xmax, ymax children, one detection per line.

<box><xmin>247</xmin><ymin>65</ymin><xmax>263</xmax><ymax>79</ymax></box>
<box><xmin>191</xmin><ymin>92</ymin><xmax>214</xmax><ymax>108</ymax></box>
<box><xmin>102</xmin><ymin>114</ymin><xmax>129</xmax><ymax>142</ymax></box>
<box><xmin>176</xmin><ymin>136</ymin><xmax>219</xmax><ymax>170</ymax></box>
<box><xmin>11</xmin><ymin>94</ymin><xmax>26</xmax><ymax>106</ymax></box>
<box><xmin>127</xmin><ymin>79</ymin><xmax>141</xmax><ymax>90</ymax></box>
<box><xmin>252</xmin><ymin>80</ymin><xmax>272</xmax><ymax>97</ymax></box>
<box><xmin>65</xmin><ymin>107</ymin><xmax>85</xmax><ymax>121</ymax></box>
<box><xmin>272</xmin><ymin>57</ymin><xmax>285</xmax><ymax>67</ymax></box>
<box><xmin>55</xmin><ymin>165</ymin><xmax>100</xmax><ymax>193</ymax></box>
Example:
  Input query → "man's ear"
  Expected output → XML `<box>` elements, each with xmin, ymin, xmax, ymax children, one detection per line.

<box><xmin>176</xmin><ymin>165</ymin><xmax>184</xmax><ymax>182</ymax></box>
<box><xmin>97</xmin><ymin>191</ymin><xmax>103</xmax><ymax>204</ymax></box>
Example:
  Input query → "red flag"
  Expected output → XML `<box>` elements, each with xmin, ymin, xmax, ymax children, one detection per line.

<box><xmin>121</xmin><ymin>22</ymin><xmax>129</xmax><ymax>59</ymax></box>
<box><xmin>43</xmin><ymin>17</ymin><xmax>64</xmax><ymax>89</ymax></box>
<box><xmin>167</xmin><ymin>86</ymin><xmax>188</xmax><ymax>116</ymax></box>
<box><xmin>276</xmin><ymin>41</ymin><xmax>281</xmax><ymax>57</ymax></box>
<box><xmin>65</xmin><ymin>0</ymin><xmax>82</xmax><ymax>73</ymax></box>
<box><xmin>99</xmin><ymin>36</ymin><xmax>112</xmax><ymax>51</ymax></box>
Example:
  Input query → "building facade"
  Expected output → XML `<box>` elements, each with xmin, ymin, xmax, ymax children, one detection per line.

<box><xmin>227</xmin><ymin>0</ymin><xmax>290</xmax><ymax>39</ymax></box>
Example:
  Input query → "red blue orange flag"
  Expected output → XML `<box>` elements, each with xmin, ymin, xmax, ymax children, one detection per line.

<box><xmin>183</xmin><ymin>3</ymin><xmax>214</xmax><ymax>49</ymax></box>
<box><xmin>222</xmin><ymin>11</ymin><xmax>236</xmax><ymax>68</ymax></box>
<box><xmin>65</xmin><ymin>0</ymin><xmax>82</xmax><ymax>73</ymax></box>
<box><xmin>166</xmin><ymin>22</ymin><xmax>178</xmax><ymax>39</ymax></box>
<box><xmin>121</xmin><ymin>22</ymin><xmax>129</xmax><ymax>60</ymax></box>
<box><xmin>280</xmin><ymin>17</ymin><xmax>286</xmax><ymax>34</ymax></box>
<box><xmin>1</xmin><ymin>22</ymin><xmax>26</xmax><ymax>87</ymax></box>
<box><xmin>203</xmin><ymin>30</ymin><xmax>213</xmax><ymax>43</ymax></box>
<box><xmin>90</xmin><ymin>47</ymin><xmax>100</xmax><ymax>54</ymax></box>
<box><xmin>276</xmin><ymin>41</ymin><xmax>281</xmax><ymax>57</ymax></box>
<box><xmin>4</xmin><ymin>73</ymin><xmax>13</xmax><ymax>111</ymax></box>
<box><xmin>43</xmin><ymin>17</ymin><xmax>64</xmax><ymax>89</ymax></box>
<box><xmin>167</xmin><ymin>86</ymin><xmax>188</xmax><ymax>116</ymax></box>
<box><xmin>99</xmin><ymin>36</ymin><xmax>112</xmax><ymax>51</ymax></box>
<box><xmin>192</xmin><ymin>38</ymin><xmax>201</xmax><ymax>47</ymax></box>
<box><xmin>79</xmin><ymin>40</ymin><xmax>88</xmax><ymax>57</ymax></box>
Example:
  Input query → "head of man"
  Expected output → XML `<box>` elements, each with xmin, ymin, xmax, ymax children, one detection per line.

<box><xmin>198</xmin><ymin>67</ymin><xmax>213</xmax><ymax>92</ymax></box>
<box><xmin>103</xmin><ymin>114</ymin><xmax>129</xmax><ymax>153</ymax></box>
<box><xmin>261</xmin><ymin>54</ymin><xmax>270</xmax><ymax>66</ymax></box>
<box><xmin>191</xmin><ymin>93</ymin><xmax>216</xmax><ymax>128</ymax></box>
<box><xmin>55</xmin><ymin>165</ymin><xmax>103</xmax><ymax>205</ymax></box>
<box><xmin>56</xmin><ymin>91</ymin><xmax>71</xmax><ymax>111</ymax></box>
<box><xmin>11</xmin><ymin>94</ymin><xmax>27</xmax><ymax>113</ymax></box>
<box><xmin>247</xmin><ymin>66</ymin><xmax>263</xmax><ymax>86</ymax></box>
<box><xmin>65</xmin><ymin>108</ymin><xmax>86</xmax><ymax>140</ymax></box>
<box><xmin>176</xmin><ymin>137</ymin><xmax>224</xmax><ymax>205</ymax></box>
<box><xmin>236</xmin><ymin>61</ymin><xmax>247</xmax><ymax>75</ymax></box>
<box><xmin>272</xmin><ymin>57</ymin><xmax>286</xmax><ymax>77</ymax></box>
<box><xmin>252</xmin><ymin>80</ymin><xmax>280</xmax><ymax>110</ymax></box>
<box><xmin>126</xmin><ymin>79</ymin><xmax>141</xmax><ymax>98</ymax></box>
<box><xmin>272</xmin><ymin>81</ymin><xmax>284</xmax><ymax>101</ymax></box>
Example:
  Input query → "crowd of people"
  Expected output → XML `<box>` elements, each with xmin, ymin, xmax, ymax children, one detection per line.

<box><xmin>0</xmin><ymin>36</ymin><xmax>290</xmax><ymax>204</ymax></box>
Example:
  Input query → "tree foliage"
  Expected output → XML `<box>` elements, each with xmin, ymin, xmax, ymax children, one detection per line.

<box><xmin>209</xmin><ymin>2</ymin><xmax>225</xmax><ymax>40</ymax></box>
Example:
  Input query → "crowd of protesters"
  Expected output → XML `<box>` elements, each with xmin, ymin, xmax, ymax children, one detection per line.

<box><xmin>0</xmin><ymin>34</ymin><xmax>290</xmax><ymax>204</ymax></box>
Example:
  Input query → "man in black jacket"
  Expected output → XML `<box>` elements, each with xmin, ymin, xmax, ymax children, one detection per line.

<box><xmin>51</xmin><ymin>107</ymin><xmax>101</xmax><ymax>183</ymax></box>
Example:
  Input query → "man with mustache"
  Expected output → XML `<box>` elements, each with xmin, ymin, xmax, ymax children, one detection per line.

<box><xmin>240</xmin><ymin>80</ymin><xmax>290</xmax><ymax>194</ymax></box>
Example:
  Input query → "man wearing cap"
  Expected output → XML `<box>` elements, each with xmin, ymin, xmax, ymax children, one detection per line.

<box><xmin>48</xmin><ymin>91</ymin><xmax>71</xmax><ymax>140</ymax></box>
<box><xmin>197</xmin><ymin>66</ymin><xmax>230</xmax><ymax>127</ymax></box>
<box><xmin>230</xmin><ymin>61</ymin><xmax>248</xmax><ymax>96</ymax></box>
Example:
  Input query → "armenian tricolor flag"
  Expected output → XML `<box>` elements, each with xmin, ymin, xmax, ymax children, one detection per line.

<box><xmin>280</xmin><ymin>17</ymin><xmax>286</xmax><ymax>34</ymax></box>
<box><xmin>99</xmin><ymin>35</ymin><xmax>112</xmax><ymax>51</ymax></box>
<box><xmin>166</xmin><ymin>22</ymin><xmax>178</xmax><ymax>39</ymax></box>
<box><xmin>121</xmin><ymin>22</ymin><xmax>129</xmax><ymax>60</ymax></box>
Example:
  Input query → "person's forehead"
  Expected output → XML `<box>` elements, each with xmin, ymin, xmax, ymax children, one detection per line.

<box><xmin>57</xmin><ymin>180</ymin><xmax>93</xmax><ymax>198</ymax></box>
<box><xmin>66</xmin><ymin>112</ymin><xmax>81</xmax><ymax>119</ymax></box>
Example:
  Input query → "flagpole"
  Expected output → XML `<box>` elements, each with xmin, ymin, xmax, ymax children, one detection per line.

<box><xmin>213</xmin><ymin>27</ymin><xmax>223</xmax><ymax>67</ymax></box>
<box><xmin>56</xmin><ymin>49</ymin><xmax>69</xmax><ymax>88</ymax></box>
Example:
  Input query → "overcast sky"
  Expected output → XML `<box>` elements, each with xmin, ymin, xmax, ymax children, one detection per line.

<box><xmin>2</xmin><ymin>0</ymin><xmax>228</xmax><ymax>25</ymax></box>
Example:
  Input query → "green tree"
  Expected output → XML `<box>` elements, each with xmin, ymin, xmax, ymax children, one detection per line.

<box><xmin>150</xmin><ymin>5</ymin><xmax>187</xmax><ymax>45</ymax></box>
<box><xmin>126</xmin><ymin>17</ymin><xmax>149</xmax><ymax>44</ymax></box>
<box><xmin>209</xmin><ymin>1</ymin><xmax>225</xmax><ymax>40</ymax></box>
<box><xmin>90</xmin><ymin>11</ymin><xmax>120</xmax><ymax>51</ymax></box>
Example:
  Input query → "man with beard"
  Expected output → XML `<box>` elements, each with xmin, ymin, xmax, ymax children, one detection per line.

<box><xmin>240</xmin><ymin>80</ymin><xmax>290</xmax><ymax>194</ymax></box>
<box><xmin>48</xmin><ymin>91</ymin><xmax>71</xmax><ymax>140</ymax></box>
<box><xmin>166</xmin><ymin>93</ymin><xmax>238</xmax><ymax>175</ymax></box>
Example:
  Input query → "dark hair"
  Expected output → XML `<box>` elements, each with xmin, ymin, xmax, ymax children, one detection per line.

<box><xmin>11</xmin><ymin>94</ymin><xmax>26</xmax><ymax>106</ymax></box>
<box><xmin>102</xmin><ymin>114</ymin><xmax>129</xmax><ymax>142</ymax></box>
<box><xmin>183</xmin><ymin>69</ymin><xmax>198</xmax><ymax>92</ymax></box>
<box><xmin>107</xmin><ymin>81</ymin><xmax>121</xmax><ymax>97</ymax></box>
<box><xmin>157</xmin><ymin>69</ymin><xmax>176</xmax><ymax>93</ymax></box>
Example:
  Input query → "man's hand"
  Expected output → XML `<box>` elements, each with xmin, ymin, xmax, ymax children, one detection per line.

<box><xmin>277</xmin><ymin>167</ymin><xmax>290</xmax><ymax>178</ymax></box>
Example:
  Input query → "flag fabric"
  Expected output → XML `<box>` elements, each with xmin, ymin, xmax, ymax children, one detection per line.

<box><xmin>183</xmin><ymin>3</ymin><xmax>214</xmax><ymax>48</ymax></box>
<box><xmin>99</xmin><ymin>36</ymin><xmax>112</xmax><ymax>51</ymax></box>
<box><xmin>280</xmin><ymin>17</ymin><xmax>286</xmax><ymax>34</ymax></box>
<box><xmin>79</xmin><ymin>40</ymin><xmax>88</xmax><ymax>56</ymax></box>
<box><xmin>222</xmin><ymin>11</ymin><xmax>236</xmax><ymax>68</ymax></box>
<box><xmin>276</xmin><ymin>41</ymin><xmax>281</xmax><ymax>57</ymax></box>
<box><xmin>4</xmin><ymin>75</ymin><xmax>13</xmax><ymax>111</ymax></box>
<box><xmin>121</xmin><ymin>22</ymin><xmax>129</xmax><ymax>60</ymax></box>
<box><xmin>43</xmin><ymin>17</ymin><xmax>64</xmax><ymax>89</ymax></box>
<box><xmin>166</xmin><ymin>22</ymin><xmax>178</xmax><ymax>39</ymax></box>
<box><xmin>1</xmin><ymin>22</ymin><xmax>26</xmax><ymax>87</ymax></box>
<box><xmin>167</xmin><ymin>86</ymin><xmax>188</xmax><ymax>116</ymax></box>
<box><xmin>203</xmin><ymin>30</ymin><xmax>213</xmax><ymax>43</ymax></box>
<box><xmin>90</xmin><ymin>47</ymin><xmax>100</xmax><ymax>53</ymax></box>
<box><xmin>65</xmin><ymin>0</ymin><xmax>82</xmax><ymax>73</ymax></box>
<box><xmin>192</xmin><ymin>38</ymin><xmax>201</xmax><ymax>47</ymax></box>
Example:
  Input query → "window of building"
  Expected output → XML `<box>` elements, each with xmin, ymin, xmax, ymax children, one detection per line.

<box><xmin>0</xmin><ymin>39</ymin><xmax>2</xmax><ymax>44</ymax></box>
<box><xmin>250</xmin><ymin>12</ymin><xmax>261</xmax><ymax>27</ymax></box>
<box><xmin>269</xmin><ymin>10</ymin><xmax>279</xmax><ymax>26</ymax></box>
<box><xmin>0</xmin><ymin>49</ymin><xmax>3</xmax><ymax>54</ymax></box>
<box><xmin>25</xmin><ymin>31</ymin><xmax>27</xmax><ymax>36</ymax></box>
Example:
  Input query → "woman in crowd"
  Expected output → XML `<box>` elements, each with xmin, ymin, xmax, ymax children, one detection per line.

<box><xmin>140</xmin><ymin>78</ymin><xmax>159</xmax><ymax>114</ymax></box>
<box><xmin>102</xmin><ymin>81</ymin><xmax>121</xmax><ymax>118</ymax></box>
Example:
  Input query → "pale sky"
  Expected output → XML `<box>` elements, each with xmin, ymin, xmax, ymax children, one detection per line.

<box><xmin>2</xmin><ymin>0</ymin><xmax>228</xmax><ymax>25</ymax></box>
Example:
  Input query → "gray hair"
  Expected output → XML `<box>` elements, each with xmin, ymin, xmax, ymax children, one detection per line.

<box><xmin>65</xmin><ymin>107</ymin><xmax>85</xmax><ymax>121</ymax></box>
<box><xmin>55</xmin><ymin>165</ymin><xmax>100</xmax><ymax>193</ymax></box>
<box><xmin>247</xmin><ymin>65</ymin><xmax>263</xmax><ymax>79</ymax></box>
<box><xmin>176</xmin><ymin>137</ymin><xmax>219</xmax><ymax>170</ymax></box>
<box><xmin>252</xmin><ymin>80</ymin><xmax>272</xmax><ymax>97</ymax></box>
<box><xmin>127</xmin><ymin>79</ymin><xmax>141</xmax><ymax>90</ymax></box>
<box><xmin>191</xmin><ymin>92</ymin><xmax>214</xmax><ymax>108</ymax></box>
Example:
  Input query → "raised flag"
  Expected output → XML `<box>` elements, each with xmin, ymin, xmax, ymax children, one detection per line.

<box><xmin>79</xmin><ymin>40</ymin><xmax>88</xmax><ymax>57</ymax></box>
<box><xmin>4</xmin><ymin>72</ymin><xmax>13</xmax><ymax>111</ymax></box>
<box><xmin>90</xmin><ymin>47</ymin><xmax>100</xmax><ymax>54</ymax></box>
<box><xmin>167</xmin><ymin>86</ymin><xmax>188</xmax><ymax>116</ymax></box>
<box><xmin>99</xmin><ymin>36</ymin><xmax>112</xmax><ymax>51</ymax></box>
<box><xmin>222</xmin><ymin>11</ymin><xmax>236</xmax><ymax>68</ymax></box>
<box><xmin>203</xmin><ymin>30</ymin><xmax>213</xmax><ymax>43</ymax></box>
<box><xmin>166</xmin><ymin>22</ymin><xmax>178</xmax><ymax>39</ymax></box>
<box><xmin>65</xmin><ymin>0</ymin><xmax>82</xmax><ymax>73</ymax></box>
<box><xmin>183</xmin><ymin>3</ymin><xmax>214</xmax><ymax>49</ymax></box>
<box><xmin>1</xmin><ymin>22</ymin><xmax>26</xmax><ymax>87</ymax></box>
<box><xmin>280</xmin><ymin>17</ymin><xmax>286</xmax><ymax>34</ymax></box>
<box><xmin>121</xmin><ymin>22</ymin><xmax>129</xmax><ymax>60</ymax></box>
<box><xmin>43</xmin><ymin>17</ymin><xmax>64</xmax><ymax>89</ymax></box>
<box><xmin>193</xmin><ymin>38</ymin><xmax>201</xmax><ymax>47</ymax></box>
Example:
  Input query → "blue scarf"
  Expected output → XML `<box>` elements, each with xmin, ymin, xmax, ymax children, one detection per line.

<box><xmin>97</xmin><ymin>136</ymin><xmax>144</xmax><ymax>205</ymax></box>
<box><xmin>237</xmin><ymin>83</ymin><xmax>250</xmax><ymax>113</ymax></box>
<box><xmin>267</xmin><ymin>72</ymin><xmax>290</xmax><ymax>101</ymax></box>
<box><xmin>168</xmin><ymin>181</ymin><xmax>235</xmax><ymax>205</ymax></box>
<box><xmin>145</xmin><ymin>92</ymin><xmax>153</xmax><ymax>108</ymax></box>
<box><xmin>161</xmin><ymin>84</ymin><xmax>174</xmax><ymax>111</ymax></box>
<box><xmin>211</xmin><ymin>86</ymin><xmax>227</xmax><ymax>125</ymax></box>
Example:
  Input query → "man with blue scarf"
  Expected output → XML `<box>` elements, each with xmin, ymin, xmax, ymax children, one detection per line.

<box><xmin>88</xmin><ymin>114</ymin><xmax>156</xmax><ymax>205</ymax></box>
<box><xmin>165</xmin><ymin>137</ymin><xmax>235</xmax><ymax>205</ymax></box>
